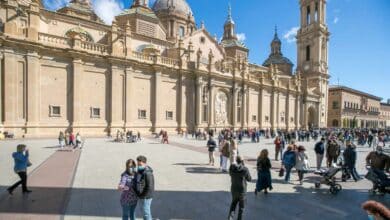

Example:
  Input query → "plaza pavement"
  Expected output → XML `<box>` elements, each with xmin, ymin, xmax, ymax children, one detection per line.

<box><xmin>0</xmin><ymin>136</ymin><xmax>388</xmax><ymax>220</ymax></box>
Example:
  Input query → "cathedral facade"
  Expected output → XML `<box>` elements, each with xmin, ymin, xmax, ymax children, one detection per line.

<box><xmin>0</xmin><ymin>0</ymin><xmax>329</xmax><ymax>137</ymax></box>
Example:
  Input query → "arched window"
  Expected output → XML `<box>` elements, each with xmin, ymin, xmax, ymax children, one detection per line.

<box><xmin>306</xmin><ymin>45</ymin><xmax>311</xmax><ymax>61</ymax></box>
<box><xmin>306</xmin><ymin>6</ymin><xmax>311</xmax><ymax>25</ymax></box>
<box><xmin>178</xmin><ymin>26</ymin><xmax>185</xmax><ymax>38</ymax></box>
<box><xmin>332</xmin><ymin>119</ymin><xmax>339</xmax><ymax>127</ymax></box>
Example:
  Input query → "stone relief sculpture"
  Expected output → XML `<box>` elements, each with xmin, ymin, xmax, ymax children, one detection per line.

<box><xmin>215</xmin><ymin>91</ymin><xmax>228</xmax><ymax>125</ymax></box>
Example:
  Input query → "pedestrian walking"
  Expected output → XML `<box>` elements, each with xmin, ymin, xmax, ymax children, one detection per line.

<box><xmin>274</xmin><ymin>137</ymin><xmax>282</xmax><ymax>161</ymax></box>
<box><xmin>118</xmin><ymin>159</ymin><xmax>138</xmax><ymax>220</ymax></box>
<box><xmin>282</xmin><ymin>146</ymin><xmax>296</xmax><ymax>183</ymax></box>
<box><xmin>228</xmin><ymin>156</ymin><xmax>252</xmax><ymax>220</ymax></box>
<box><xmin>74</xmin><ymin>132</ymin><xmax>82</xmax><ymax>150</ymax></box>
<box><xmin>343</xmin><ymin>141</ymin><xmax>361</xmax><ymax>181</ymax></box>
<box><xmin>229</xmin><ymin>138</ymin><xmax>238</xmax><ymax>165</ymax></box>
<box><xmin>58</xmin><ymin>131</ymin><xmax>65</xmax><ymax>149</ymax></box>
<box><xmin>207</xmin><ymin>136</ymin><xmax>217</xmax><ymax>166</ymax></box>
<box><xmin>295</xmin><ymin>146</ymin><xmax>309</xmax><ymax>185</ymax></box>
<box><xmin>135</xmin><ymin>156</ymin><xmax>154</xmax><ymax>220</ymax></box>
<box><xmin>255</xmin><ymin>149</ymin><xmax>273</xmax><ymax>195</ymax></box>
<box><xmin>65</xmin><ymin>131</ymin><xmax>70</xmax><ymax>146</ymax></box>
<box><xmin>7</xmin><ymin>144</ymin><xmax>32</xmax><ymax>195</ymax></box>
<box><xmin>221</xmin><ymin>140</ymin><xmax>230</xmax><ymax>172</ymax></box>
<box><xmin>314</xmin><ymin>138</ymin><xmax>325</xmax><ymax>171</ymax></box>
<box><xmin>326</xmin><ymin>139</ymin><xmax>340</xmax><ymax>167</ymax></box>
<box><xmin>69</xmin><ymin>132</ymin><xmax>75</xmax><ymax>146</ymax></box>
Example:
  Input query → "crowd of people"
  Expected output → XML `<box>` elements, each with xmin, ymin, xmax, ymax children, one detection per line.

<box><xmin>58</xmin><ymin>131</ymin><xmax>83</xmax><ymax>151</ymax></box>
<box><xmin>4</xmin><ymin>126</ymin><xmax>390</xmax><ymax>220</ymax></box>
<box><xmin>115</xmin><ymin>130</ymin><xmax>141</xmax><ymax>143</ymax></box>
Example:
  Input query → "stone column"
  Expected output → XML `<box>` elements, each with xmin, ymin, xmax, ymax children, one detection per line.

<box><xmin>258</xmin><ymin>88</ymin><xmax>263</xmax><ymax>129</ymax></box>
<box><xmin>295</xmin><ymin>94</ymin><xmax>301</xmax><ymax>129</ymax></box>
<box><xmin>271</xmin><ymin>88</ymin><xmax>278</xmax><ymax>130</ymax></box>
<box><xmin>124</xmin><ymin>67</ymin><xmax>133</xmax><ymax>128</ymax></box>
<box><xmin>286</xmin><ymin>92</ymin><xmax>290</xmax><ymax>130</ymax></box>
<box><xmin>195</xmin><ymin>77</ymin><xmax>202</xmax><ymax>128</ymax></box>
<box><xmin>110</xmin><ymin>65</ymin><xmax>125</xmax><ymax>129</ymax></box>
<box><xmin>177</xmin><ymin>73</ymin><xmax>184</xmax><ymax>131</ymax></box>
<box><xmin>3</xmin><ymin>51</ymin><xmax>17</xmax><ymax>126</ymax></box>
<box><xmin>232</xmin><ymin>87</ymin><xmax>238</xmax><ymax>129</ymax></box>
<box><xmin>242</xmin><ymin>86</ymin><xmax>248</xmax><ymax>128</ymax></box>
<box><xmin>152</xmin><ymin>70</ymin><xmax>162</xmax><ymax>132</ymax></box>
<box><xmin>276</xmin><ymin>92</ymin><xmax>280</xmax><ymax>130</ymax></box>
<box><xmin>71</xmin><ymin>58</ymin><xmax>83</xmax><ymax>129</ymax></box>
<box><xmin>209</xmin><ymin>84</ymin><xmax>215</xmax><ymax>128</ymax></box>
<box><xmin>0</xmin><ymin>52</ymin><xmax>3</xmax><ymax>127</ymax></box>
<box><xmin>26</xmin><ymin>51</ymin><xmax>40</xmax><ymax>136</ymax></box>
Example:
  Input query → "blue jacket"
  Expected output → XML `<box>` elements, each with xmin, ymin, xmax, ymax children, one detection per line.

<box><xmin>283</xmin><ymin>151</ymin><xmax>296</xmax><ymax>167</ymax></box>
<box><xmin>13</xmin><ymin>151</ymin><xmax>29</xmax><ymax>172</ymax></box>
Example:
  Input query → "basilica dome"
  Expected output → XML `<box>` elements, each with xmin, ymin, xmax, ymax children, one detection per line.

<box><xmin>152</xmin><ymin>0</ymin><xmax>193</xmax><ymax>17</ymax></box>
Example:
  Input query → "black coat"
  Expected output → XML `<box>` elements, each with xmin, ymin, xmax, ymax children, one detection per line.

<box><xmin>229</xmin><ymin>163</ymin><xmax>252</xmax><ymax>195</ymax></box>
<box><xmin>343</xmin><ymin>147</ymin><xmax>357</xmax><ymax>168</ymax></box>
<box><xmin>134</xmin><ymin>166</ymin><xmax>155</xmax><ymax>199</ymax></box>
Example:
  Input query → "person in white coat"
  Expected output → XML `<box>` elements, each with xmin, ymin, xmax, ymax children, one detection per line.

<box><xmin>295</xmin><ymin>146</ymin><xmax>309</xmax><ymax>185</ymax></box>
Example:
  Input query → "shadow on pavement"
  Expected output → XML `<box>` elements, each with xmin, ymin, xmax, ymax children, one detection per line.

<box><xmin>0</xmin><ymin>186</ymin><xmax>388</xmax><ymax>220</ymax></box>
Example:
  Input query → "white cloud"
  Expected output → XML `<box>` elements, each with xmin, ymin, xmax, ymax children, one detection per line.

<box><xmin>93</xmin><ymin>0</ymin><xmax>124</xmax><ymax>24</ymax></box>
<box><xmin>333</xmin><ymin>17</ymin><xmax>339</xmax><ymax>24</ymax></box>
<box><xmin>283</xmin><ymin>26</ymin><xmax>299</xmax><ymax>43</ymax></box>
<box><xmin>237</xmin><ymin>33</ymin><xmax>246</xmax><ymax>42</ymax></box>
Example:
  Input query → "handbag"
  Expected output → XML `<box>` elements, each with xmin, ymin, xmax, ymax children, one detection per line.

<box><xmin>278</xmin><ymin>167</ymin><xmax>285</xmax><ymax>177</ymax></box>
<box><xmin>27</xmin><ymin>160</ymin><xmax>32</xmax><ymax>167</ymax></box>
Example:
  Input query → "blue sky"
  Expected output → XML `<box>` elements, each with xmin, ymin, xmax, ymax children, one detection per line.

<box><xmin>43</xmin><ymin>0</ymin><xmax>390</xmax><ymax>101</ymax></box>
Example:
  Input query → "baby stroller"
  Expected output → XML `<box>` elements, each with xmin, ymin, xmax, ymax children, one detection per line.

<box><xmin>314</xmin><ymin>166</ymin><xmax>343</xmax><ymax>194</ymax></box>
<box><xmin>314</xmin><ymin>155</ymin><xmax>346</xmax><ymax>195</ymax></box>
<box><xmin>365</xmin><ymin>166</ymin><xmax>390</xmax><ymax>195</ymax></box>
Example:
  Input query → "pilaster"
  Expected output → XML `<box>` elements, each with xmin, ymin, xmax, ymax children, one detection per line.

<box><xmin>71</xmin><ymin>58</ymin><xmax>83</xmax><ymax>129</ymax></box>
<box><xmin>0</xmin><ymin>52</ymin><xmax>3</xmax><ymax>128</ymax></box>
<box><xmin>242</xmin><ymin>85</ymin><xmax>248</xmax><ymax>128</ymax></box>
<box><xmin>208</xmin><ymin>84</ymin><xmax>215</xmax><ymax>128</ymax></box>
<box><xmin>124</xmin><ymin>67</ymin><xmax>133</xmax><ymax>128</ymax></box>
<box><xmin>232</xmin><ymin>86</ymin><xmax>238</xmax><ymax>128</ymax></box>
<box><xmin>195</xmin><ymin>77</ymin><xmax>202</xmax><ymax>128</ymax></box>
<box><xmin>3</xmin><ymin>51</ymin><xmax>17</xmax><ymax>126</ymax></box>
<box><xmin>25</xmin><ymin>51</ymin><xmax>40</xmax><ymax>136</ymax></box>
<box><xmin>258</xmin><ymin>87</ymin><xmax>263</xmax><ymax>129</ymax></box>
<box><xmin>152</xmin><ymin>70</ymin><xmax>162</xmax><ymax>132</ymax></box>
<box><xmin>110</xmin><ymin>64</ymin><xmax>124</xmax><ymax>128</ymax></box>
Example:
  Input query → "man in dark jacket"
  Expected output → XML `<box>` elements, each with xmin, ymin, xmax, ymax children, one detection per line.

<box><xmin>135</xmin><ymin>155</ymin><xmax>155</xmax><ymax>220</ymax></box>
<box><xmin>314</xmin><ymin>138</ymin><xmax>326</xmax><ymax>170</ymax></box>
<box><xmin>366</xmin><ymin>146</ymin><xmax>390</xmax><ymax>183</ymax></box>
<box><xmin>343</xmin><ymin>142</ymin><xmax>360</xmax><ymax>181</ymax></box>
<box><xmin>326</xmin><ymin>139</ymin><xmax>340</xmax><ymax>167</ymax></box>
<box><xmin>207</xmin><ymin>136</ymin><xmax>217</xmax><ymax>166</ymax></box>
<box><xmin>229</xmin><ymin>156</ymin><xmax>252</xmax><ymax>220</ymax></box>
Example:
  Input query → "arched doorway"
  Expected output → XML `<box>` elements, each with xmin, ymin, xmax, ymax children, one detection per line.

<box><xmin>332</xmin><ymin>119</ymin><xmax>339</xmax><ymax>127</ymax></box>
<box><xmin>307</xmin><ymin>106</ymin><xmax>317</xmax><ymax>128</ymax></box>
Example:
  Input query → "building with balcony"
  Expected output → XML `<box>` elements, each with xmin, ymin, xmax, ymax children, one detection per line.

<box><xmin>380</xmin><ymin>102</ymin><xmax>390</xmax><ymax>129</ymax></box>
<box><xmin>0</xmin><ymin>0</ymin><xmax>329</xmax><ymax>137</ymax></box>
<box><xmin>328</xmin><ymin>85</ymin><xmax>384</xmax><ymax>128</ymax></box>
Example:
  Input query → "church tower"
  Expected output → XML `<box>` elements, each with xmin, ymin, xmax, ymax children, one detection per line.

<box><xmin>296</xmin><ymin>0</ymin><xmax>330</xmax><ymax>128</ymax></box>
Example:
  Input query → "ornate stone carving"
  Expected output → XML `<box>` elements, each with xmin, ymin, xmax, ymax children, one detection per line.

<box><xmin>215</xmin><ymin>91</ymin><xmax>228</xmax><ymax>125</ymax></box>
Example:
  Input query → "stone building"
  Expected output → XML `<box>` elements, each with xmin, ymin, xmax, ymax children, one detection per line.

<box><xmin>380</xmin><ymin>103</ymin><xmax>390</xmax><ymax>129</ymax></box>
<box><xmin>0</xmin><ymin>0</ymin><xmax>329</xmax><ymax>137</ymax></box>
<box><xmin>327</xmin><ymin>85</ymin><xmax>384</xmax><ymax>128</ymax></box>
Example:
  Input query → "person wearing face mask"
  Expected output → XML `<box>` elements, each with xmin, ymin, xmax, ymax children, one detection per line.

<box><xmin>362</xmin><ymin>200</ymin><xmax>390</xmax><ymax>220</ymax></box>
<box><xmin>366</xmin><ymin>146</ymin><xmax>390</xmax><ymax>183</ymax></box>
<box><xmin>134</xmin><ymin>156</ymin><xmax>154</xmax><ymax>220</ymax></box>
<box><xmin>118</xmin><ymin>159</ymin><xmax>138</xmax><ymax>220</ymax></box>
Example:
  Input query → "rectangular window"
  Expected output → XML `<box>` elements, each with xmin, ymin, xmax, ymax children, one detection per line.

<box><xmin>178</xmin><ymin>26</ymin><xmax>185</xmax><ymax>38</ymax></box>
<box><xmin>138</xmin><ymin>109</ymin><xmax>147</xmax><ymax>119</ymax></box>
<box><xmin>332</xmin><ymin>101</ymin><xmax>339</xmax><ymax>109</ymax></box>
<box><xmin>166</xmin><ymin>111</ymin><xmax>173</xmax><ymax>120</ymax></box>
<box><xmin>49</xmin><ymin>105</ymin><xmax>61</xmax><ymax>117</ymax></box>
<box><xmin>252</xmin><ymin>115</ymin><xmax>257</xmax><ymax>122</ymax></box>
<box><xmin>91</xmin><ymin>107</ymin><xmax>101</xmax><ymax>118</ymax></box>
<box><xmin>202</xmin><ymin>105</ymin><xmax>208</xmax><ymax>122</ymax></box>
<box><xmin>306</xmin><ymin>6</ymin><xmax>311</xmax><ymax>25</ymax></box>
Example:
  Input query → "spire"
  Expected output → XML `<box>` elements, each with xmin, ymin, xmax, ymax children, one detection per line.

<box><xmin>225</xmin><ymin>3</ymin><xmax>235</xmax><ymax>25</ymax></box>
<box><xmin>271</xmin><ymin>26</ymin><xmax>282</xmax><ymax>55</ymax></box>
<box><xmin>273</xmin><ymin>25</ymin><xmax>281</xmax><ymax>42</ymax></box>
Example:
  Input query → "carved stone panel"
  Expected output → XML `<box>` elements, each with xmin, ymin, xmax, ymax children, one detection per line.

<box><xmin>215</xmin><ymin>91</ymin><xmax>228</xmax><ymax>125</ymax></box>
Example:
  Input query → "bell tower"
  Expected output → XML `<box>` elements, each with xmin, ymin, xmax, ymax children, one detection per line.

<box><xmin>296</xmin><ymin>0</ymin><xmax>330</xmax><ymax>128</ymax></box>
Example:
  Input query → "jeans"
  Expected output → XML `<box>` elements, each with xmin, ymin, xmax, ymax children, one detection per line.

<box><xmin>229</xmin><ymin>193</ymin><xmax>245</xmax><ymax>220</ymax></box>
<box><xmin>221</xmin><ymin>156</ymin><xmax>229</xmax><ymax>171</ymax></box>
<box><xmin>122</xmin><ymin>203</ymin><xmax>137</xmax><ymax>220</ymax></box>
<box><xmin>139</xmin><ymin>199</ymin><xmax>152</xmax><ymax>220</ymax></box>
<box><xmin>316</xmin><ymin>154</ymin><xmax>324</xmax><ymax>170</ymax></box>
<box><xmin>284</xmin><ymin>165</ymin><xmax>293</xmax><ymax>182</ymax></box>
<box><xmin>208</xmin><ymin>151</ymin><xmax>215</xmax><ymax>165</ymax></box>
<box><xmin>8</xmin><ymin>171</ymin><xmax>28</xmax><ymax>192</ymax></box>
